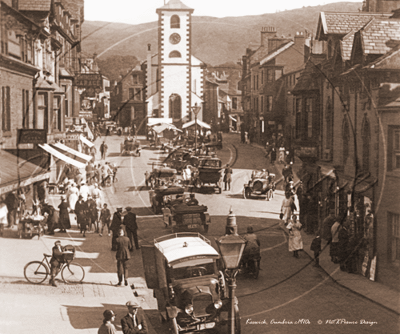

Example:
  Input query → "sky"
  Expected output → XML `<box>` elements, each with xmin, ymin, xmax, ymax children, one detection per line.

<box><xmin>84</xmin><ymin>0</ymin><xmax>363</xmax><ymax>25</ymax></box>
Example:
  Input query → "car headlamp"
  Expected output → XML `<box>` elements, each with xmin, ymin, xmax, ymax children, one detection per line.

<box><xmin>214</xmin><ymin>300</ymin><xmax>222</xmax><ymax>309</ymax></box>
<box><xmin>185</xmin><ymin>304</ymin><xmax>194</xmax><ymax>315</ymax></box>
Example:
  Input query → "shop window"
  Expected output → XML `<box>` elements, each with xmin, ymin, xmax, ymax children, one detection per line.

<box><xmin>37</xmin><ymin>93</ymin><xmax>47</xmax><ymax>130</ymax></box>
<box><xmin>171</xmin><ymin>15</ymin><xmax>180</xmax><ymax>29</ymax></box>
<box><xmin>389</xmin><ymin>212</ymin><xmax>400</xmax><ymax>262</ymax></box>
<box><xmin>1</xmin><ymin>86</ymin><xmax>11</xmax><ymax>131</ymax></box>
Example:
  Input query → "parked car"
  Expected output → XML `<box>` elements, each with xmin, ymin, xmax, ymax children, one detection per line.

<box><xmin>141</xmin><ymin>233</ymin><xmax>239</xmax><ymax>334</ymax></box>
<box><xmin>148</xmin><ymin>185</ymin><xmax>186</xmax><ymax>214</ymax></box>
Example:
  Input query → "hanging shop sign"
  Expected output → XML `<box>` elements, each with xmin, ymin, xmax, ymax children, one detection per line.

<box><xmin>75</xmin><ymin>73</ymin><xmax>102</xmax><ymax>89</ymax></box>
<box><xmin>17</xmin><ymin>129</ymin><xmax>47</xmax><ymax>144</ymax></box>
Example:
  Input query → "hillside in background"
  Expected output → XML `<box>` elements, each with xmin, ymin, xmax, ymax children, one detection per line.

<box><xmin>83</xmin><ymin>2</ymin><xmax>361</xmax><ymax>67</ymax></box>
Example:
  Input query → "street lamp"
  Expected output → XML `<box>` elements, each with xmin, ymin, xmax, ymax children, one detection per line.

<box><xmin>191</xmin><ymin>103</ymin><xmax>201</xmax><ymax>154</ymax></box>
<box><xmin>215</xmin><ymin>210</ymin><xmax>246</xmax><ymax>334</ymax></box>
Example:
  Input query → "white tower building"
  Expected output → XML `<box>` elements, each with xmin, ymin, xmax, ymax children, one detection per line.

<box><xmin>146</xmin><ymin>0</ymin><xmax>204</xmax><ymax>126</ymax></box>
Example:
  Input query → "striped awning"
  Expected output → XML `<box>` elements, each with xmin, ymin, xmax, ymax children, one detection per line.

<box><xmin>39</xmin><ymin>144</ymin><xmax>86</xmax><ymax>169</ymax></box>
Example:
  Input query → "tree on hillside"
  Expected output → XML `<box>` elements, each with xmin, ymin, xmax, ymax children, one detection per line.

<box><xmin>96</xmin><ymin>55</ymin><xmax>139</xmax><ymax>82</ymax></box>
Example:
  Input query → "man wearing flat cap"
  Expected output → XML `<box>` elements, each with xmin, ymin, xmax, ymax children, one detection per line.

<box><xmin>98</xmin><ymin>309</ymin><xmax>117</xmax><ymax>334</ymax></box>
<box><xmin>49</xmin><ymin>240</ymin><xmax>67</xmax><ymax>287</ymax></box>
<box><xmin>123</xmin><ymin>207</ymin><xmax>139</xmax><ymax>251</ymax></box>
<box><xmin>121</xmin><ymin>300</ymin><xmax>148</xmax><ymax>334</ymax></box>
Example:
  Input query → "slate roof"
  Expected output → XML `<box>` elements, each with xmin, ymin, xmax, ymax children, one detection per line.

<box><xmin>340</xmin><ymin>30</ymin><xmax>356</xmax><ymax>61</ymax></box>
<box><xmin>360</xmin><ymin>18</ymin><xmax>400</xmax><ymax>55</ymax></box>
<box><xmin>317</xmin><ymin>12</ymin><xmax>392</xmax><ymax>39</ymax></box>
<box><xmin>157</xmin><ymin>0</ymin><xmax>193</xmax><ymax>11</ymax></box>
<box><xmin>365</xmin><ymin>45</ymin><xmax>400</xmax><ymax>69</ymax></box>
<box><xmin>19</xmin><ymin>0</ymin><xmax>51</xmax><ymax>11</ymax></box>
<box><xmin>250</xmin><ymin>39</ymin><xmax>292</xmax><ymax>66</ymax></box>
<box><xmin>292</xmin><ymin>55</ymin><xmax>326</xmax><ymax>93</ymax></box>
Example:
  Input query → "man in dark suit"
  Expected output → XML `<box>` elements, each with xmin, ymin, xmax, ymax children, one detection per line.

<box><xmin>116</xmin><ymin>229</ymin><xmax>131</xmax><ymax>286</ymax></box>
<box><xmin>110</xmin><ymin>208</ymin><xmax>123</xmax><ymax>251</ymax></box>
<box><xmin>123</xmin><ymin>207</ymin><xmax>139</xmax><ymax>251</ymax></box>
<box><xmin>121</xmin><ymin>300</ymin><xmax>148</xmax><ymax>334</ymax></box>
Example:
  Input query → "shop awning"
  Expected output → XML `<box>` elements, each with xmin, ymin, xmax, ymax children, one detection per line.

<box><xmin>39</xmin><ymin>144</ymin><xmax>86</xmax><ymax>169</ymax></box>
<box><xmin>52</xmin><ymin>142</ymin><xmax>92</xmax><ymax>163</ymax></box>
<box><xmin>80</xmin><ymin>135</ymin><xmax>94</xmax><ymax>148</ymax></box>
<box><xmin>153</xmin><ymin>123</ymin><xmax>182</xmax><ymax>134</ymax></box>
<box><xmin>182</xmin><ymin>119</ymin><xmax>211</xmax><ymax>129</ymax></box>
<box><xmin>0</xmin><ymin>151</ymin><xmax>50</xmax><ymax>195</ymax></box>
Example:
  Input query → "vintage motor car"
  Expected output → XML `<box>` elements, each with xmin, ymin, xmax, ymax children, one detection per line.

<box><xmin>243</xmin><ymin>170</ymin><xmax>275</xmax><ymax>200</ymax></box>
<box><xmin>191</xmin><ymin>157</ymin><xmax>223</xmax><ymax>193</ymax></box>
<box><xmin>147</xmin><ymin>166</ymin><xmax>179</xmax><ymax>189</ymax></box>
<box><xmin>120</xmin><ymin>138</ymin><xmax>141</xmax><ymax>156</ymax></box>
<box><xmin>163</xmin><ymin>203</ymin><xmax>211</xmax><ymax>233</ymax></box>
<box><xmin>141</xmin><ymin>233</ymin><xmax>239</xmax><ymax>334</ymax></box>
<box><xmin>149</xmin><ymin>185</ymin><xmax>186</xmax><ymax>214</ymax></box>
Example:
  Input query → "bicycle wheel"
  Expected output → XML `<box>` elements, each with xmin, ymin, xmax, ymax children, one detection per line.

<box><xmin>62</xmin><ymin>262</ymin><xmax>85</xmax><ymax>283</ymax></box>
<box><xmin>24</xmin><ymin>261</ymin><xmax>49</xmax><ymax>284</ymax></box>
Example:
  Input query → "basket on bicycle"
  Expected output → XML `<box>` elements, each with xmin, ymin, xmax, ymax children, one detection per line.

<box><xmin>62</xmin><ymin>245</ymin><xmax>76</xmax><ymax>262</ymax></box>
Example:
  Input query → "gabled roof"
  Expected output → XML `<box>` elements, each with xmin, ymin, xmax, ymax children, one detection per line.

<box><xmin>19</xmin><ymin>0</ymin><xmax>52</xmax><ymax>11</ymax></box>
<box><xmin>365</xmin><ymin>45</ymin><xmax>400</xmax><ymax>69</ymax></box>
<box><xmin>358</xmin><ymin>18</ymin><xmax>400</xmax><ymax>55</ymax></box>
<box><xmin>250</xmin><ymin>39</ymin><xmax>292</xmax><ymax>66</ymax></box>
<box><xmin>292</xmin><ymin>54</ymin><xmax>325</xmax><ymax>93</ymax></box>
<box><xmin>316</xmin><ymin>12</ymin><xmax>392</xmax><ymax>40</ymax></box>
<box><xmin>260</xmin><ymin>41</ymin><xmax>295</xmax><ymax>66</ymax></box>
<box><xmin>340</xmin><ymin>30</ymin><xmax>356</xmax><ymax>61</ymax></box>
<box><xmin>156</xmin><ymin>0</ymin><xmax>193</xmax><ymax>13</ymax></box>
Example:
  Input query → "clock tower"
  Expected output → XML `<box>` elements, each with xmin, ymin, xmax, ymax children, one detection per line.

<box><xmin>156</xmin><ymin>0</ymin><xmax>194</xmax><ymax>125</ymax></box>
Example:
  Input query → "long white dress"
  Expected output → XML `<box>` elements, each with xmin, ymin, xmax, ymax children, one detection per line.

<box><xmin>68</xmin><ymin>186</ymin><xmax>79</xmax><ymax>211</ymax></box>
<box><xmin>288</xmin><ymin>222</ymin><xmax>303</xmax><ymax>252</ymax></box>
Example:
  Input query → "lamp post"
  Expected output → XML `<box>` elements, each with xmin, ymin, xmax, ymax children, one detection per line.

<box><xmin>191</xmin><ymin>103</ymin><xmax>201</xmax><ymax>154</ymax></box>
<box><xmin>215</xmin><ymin>209</ymin><xmax>246</xmax><ymax>334</ymax></box>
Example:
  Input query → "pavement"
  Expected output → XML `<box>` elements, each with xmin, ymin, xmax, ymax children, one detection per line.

<box><xmin>247</xmin><ymin>138</ymin><xmax>400</xmax><ymax>316</ymax></box>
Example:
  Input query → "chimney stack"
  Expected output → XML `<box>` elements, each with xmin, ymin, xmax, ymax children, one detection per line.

<box><xmin>260</xmin><ymin>26</ymin><xmax>277</xmax><ymax>47</ymax></box>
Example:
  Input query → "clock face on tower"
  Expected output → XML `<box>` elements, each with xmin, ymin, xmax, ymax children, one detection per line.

<box><xmin>169</xmin><ymin>33</ymin><xmax>181</xmax><ymax>45</ymax></box>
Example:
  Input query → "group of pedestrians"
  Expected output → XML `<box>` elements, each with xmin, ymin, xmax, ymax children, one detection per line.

<box><xmin>85</xmin><ymin>161</ymin><xmax>115</xmax><ymax>187</ymax></box>
<box><xmin>98</xmin><ymin>301</ymin><xmax>148</xmax><ymax>334</ymax></box>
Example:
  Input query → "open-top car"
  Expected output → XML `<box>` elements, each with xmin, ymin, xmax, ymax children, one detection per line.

<box><xmin>149</xmin><ymin>185</ymin><xmax>186</xmax><ymax>214</ymax></box>
<box><xmin>243</xmin><ymin>170</ymin><xmax>275</xmax><ymax>200</ymax></box>
<box><xmin>191</xmin><ymin>157</ymin><xmax>223</xmax><ymax>193</ymax></box>
<box><xmin>141</xmin><ymin>233</ymin><xmax>239</xmax><ymax>334</ymax></box>
<box><xmin>147</xmin><ymin>166</ymin><xmax>179</xmax><ymax>189</ymax></box>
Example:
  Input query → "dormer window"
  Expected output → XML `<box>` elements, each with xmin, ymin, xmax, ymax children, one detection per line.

<box><xmin>171</xmin><ymin>15</ymin><xmax>180</xmax><ymax>29</ymax></box>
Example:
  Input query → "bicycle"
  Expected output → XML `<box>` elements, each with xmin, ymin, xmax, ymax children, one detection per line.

<box><xmin>23</xmin><ymin>245</ymin><xmax>85</xmax><ymax>284</ymax></box>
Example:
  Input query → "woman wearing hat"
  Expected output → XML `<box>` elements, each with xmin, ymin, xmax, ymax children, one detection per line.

<box><xmin>98</xmin><ymin>309</ymin><xmax>117</xmax><ymax>334</ymax></box>
<box><xmin>58</xmin><ymin>196</ymin><xmax>70</xmax><ymax>233</ymax></box>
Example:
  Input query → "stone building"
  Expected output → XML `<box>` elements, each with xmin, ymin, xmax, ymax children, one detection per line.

<box><xmin>293</xmin><ymin>2</ymin><xmax>400</xmax><ymax>287</ymax></box>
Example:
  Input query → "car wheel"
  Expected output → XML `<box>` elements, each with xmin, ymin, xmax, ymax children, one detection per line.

<box><xmin>194</xmin><ymin>179</ymin><xmax>201</xmax><ymax>189</ymax></box>
<box><xmin>244</xmin><ymin>188</ymin><xmax>251</xmax><ymax>199</ymax></box>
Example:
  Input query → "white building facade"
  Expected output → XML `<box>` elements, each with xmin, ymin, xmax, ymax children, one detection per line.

<box><xmin>146</xmin><ymin>0</ymin><xmax>204</xmax><ymax>126</ymax></box>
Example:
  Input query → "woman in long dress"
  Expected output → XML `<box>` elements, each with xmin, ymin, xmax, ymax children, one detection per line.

<box><xmin>68</xmin><ymin>183</ymin><xmax>79</xmax><ymax>212</ymax></box>
<box><xmin>287</xmin><ymin>215</ymin><xmax>303</xmax><ymax>258</ymax></box>
<box><xmin>280</xmin><ymin>192</ymin><xmax>296</xmax><ymax>227</ymax></box>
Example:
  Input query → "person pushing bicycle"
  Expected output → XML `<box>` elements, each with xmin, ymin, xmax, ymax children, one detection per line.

<box><xmin>50</xmin><ymin>240</ymin><xmax>70</xmax><ymax>287</ymax></box>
